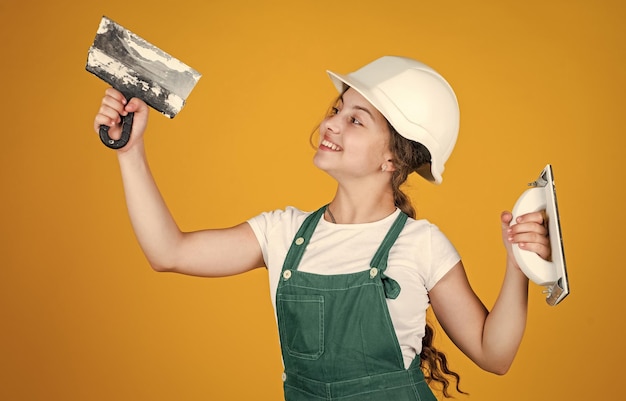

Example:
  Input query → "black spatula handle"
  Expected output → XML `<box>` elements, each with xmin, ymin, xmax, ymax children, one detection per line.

<box><xmin>99</xmin><ymin>112</ymin><xmax>134</xmax><ymax>149</ymax></box>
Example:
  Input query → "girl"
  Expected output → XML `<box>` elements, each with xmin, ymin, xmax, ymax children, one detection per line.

<box><xmin>93</xmin><ymin>56</ymin><xmax>550</xmax><ymax>400</ymax></box>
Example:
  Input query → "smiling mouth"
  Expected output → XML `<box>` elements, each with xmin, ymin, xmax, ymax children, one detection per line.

<box><xmin>320</xmin><ymin>139</ymin><xmax>343</xmax><ymax>151</ymax></box>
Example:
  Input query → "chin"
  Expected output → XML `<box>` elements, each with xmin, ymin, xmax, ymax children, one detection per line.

<box><xmin>312</xmin><ymin>153</ymin><xmax>324</xmax><ymax>169</ymax></box>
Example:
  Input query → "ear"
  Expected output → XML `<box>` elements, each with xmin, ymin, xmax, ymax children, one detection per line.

<box><xmin>382</xmin><ymin>158</ymin><xmax>397</xmax><ymax>172</ymax></box>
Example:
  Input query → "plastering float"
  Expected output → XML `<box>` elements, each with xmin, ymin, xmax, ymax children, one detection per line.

<box><xmin>511</xmin><ymin>164</ymin><xmax>569</xmax><ymax>306</ymax></box>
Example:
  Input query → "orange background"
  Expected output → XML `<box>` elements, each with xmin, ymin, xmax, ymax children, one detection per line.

<box><xmin>1</xmin><ymin>0</ymin><xmax>624</xmax><ymax>400</ymax></box>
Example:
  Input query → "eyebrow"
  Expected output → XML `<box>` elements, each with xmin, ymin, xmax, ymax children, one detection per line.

<box><xmin>339</xmin><ymin>96</ymin><xmax>376</xmax><ymax>121</ymax></box>
<box><xmin>352</xmin><ymin>105</ymin><xmax>375</xmax><ymax>120</ymax></box>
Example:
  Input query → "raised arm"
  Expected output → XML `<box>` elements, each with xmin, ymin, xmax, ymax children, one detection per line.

<box><xmin>428</xmin><ymin>210</ymin><xmax>549</xmax><ymax>375</ymax></box>
<box><xmin>93</xmin><ymin>88</ymin><xmax>264</xmax><ymax>277</ymax></box>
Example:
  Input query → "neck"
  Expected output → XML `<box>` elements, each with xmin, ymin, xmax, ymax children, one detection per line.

<box><xmin>326</xmin><ymin>183</ymin><xmax>396</xmax><ymax>224</ymax></box>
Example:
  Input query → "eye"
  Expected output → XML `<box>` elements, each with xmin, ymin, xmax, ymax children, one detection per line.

<box><xmin>350</xmin><ymin>116</ymin><xmax>363</xmax><ymax>126</ymax></box>
<box><xmin>330</xmin><ymin>107</ymin><xmax>340</xmax><ymax>116</ymax></box>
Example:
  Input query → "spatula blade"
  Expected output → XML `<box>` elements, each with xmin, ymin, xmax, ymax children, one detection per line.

<box><xmin>86</xmin><ymin>16</ymin><xmax>201</xmax><ymax>118</ymax></box>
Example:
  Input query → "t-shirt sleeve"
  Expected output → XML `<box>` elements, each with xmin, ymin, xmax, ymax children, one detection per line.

<box><xmin>425</xmin><ymin>224</ymin><xmax>461</xmax><ymax>291</ymax></box>
<box><xmin>246</xmin><ymin>209</ymin><xmax>281</xmax><ymax>266</ymax></box>
<box><xmin>246</xmin><ymin>207</ymin><xmax>305</xmax><ymax>267</ymax></box>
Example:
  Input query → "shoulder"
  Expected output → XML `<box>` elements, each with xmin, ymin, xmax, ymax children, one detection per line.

<box><xmin>402</xmin><ymin>216</ymin><xmax>452</xmax><ymax>245</ymax></box>
<box><xmin>248</xmin><ymin>206</ymin><xmax>310</xmax><ymax>227</ymax></box>
<box><xmin>394</xmin><ymin>216</ymin><xmax>461</xmax><ymax>288</ymax></box>
<box><xmin>247</xmin><ymin>206</ymin><xmax>314</xmax><ymax>240</ymax></box>
<box><xmin>403</xmin><ymin>216</ymin><xmax>459</xmax><ymax>256</ymax></box>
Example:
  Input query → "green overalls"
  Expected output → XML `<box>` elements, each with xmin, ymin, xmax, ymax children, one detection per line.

<box><xmin>276</xmin><ymin>206</ymin><xmax>437</xmax><ymax>401</ymax></box>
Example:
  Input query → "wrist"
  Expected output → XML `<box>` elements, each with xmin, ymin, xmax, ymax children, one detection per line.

<box><xmin>116</xmin><ymin>141</ymin><xmax>148</xmax><ymax>171</ymax></box>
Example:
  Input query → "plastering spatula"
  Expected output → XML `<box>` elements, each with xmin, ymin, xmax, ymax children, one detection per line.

<box><xmin>86</xmin><ymin>16</ymin><xmax>201</xmax><ymax>149</ymax></box>
<box><xmin>511</xmin><ymin>164</ymin><xmax>570</xmax><ymax>306</ymax></box>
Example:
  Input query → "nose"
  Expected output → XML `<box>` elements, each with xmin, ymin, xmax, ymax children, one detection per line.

<box><xmin>322</xmin><ymin>113</ymin><xmax>341</xmax><ymax>135</ymax></box>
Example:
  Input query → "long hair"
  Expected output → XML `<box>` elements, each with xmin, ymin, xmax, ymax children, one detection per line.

<box><xmin>388</xmin><ymin>123</ymin><xmax>466</xmax><ymax>398</ymax></box>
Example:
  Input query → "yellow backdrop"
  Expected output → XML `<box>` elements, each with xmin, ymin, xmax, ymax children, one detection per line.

<box><xmin>1</xmin><ymin>0</ymin><xmax>623</xmax><ymax>400</ymax></box>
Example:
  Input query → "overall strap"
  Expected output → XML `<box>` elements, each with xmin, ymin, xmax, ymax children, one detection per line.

<box><xmin>369</xmin><ymin>211</ymin><xmax>408</xmax><ymax>299</ymax></box>
<box><xmin>280</xmin><ymin>205</ymin><xmax>326</xmax><ymax>273</ymax></box>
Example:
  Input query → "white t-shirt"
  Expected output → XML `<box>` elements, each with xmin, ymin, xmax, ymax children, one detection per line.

<box><xmin>247</xmin><ymin>206</ymin><xmax>460</xmax><ymax>369</ymax></box>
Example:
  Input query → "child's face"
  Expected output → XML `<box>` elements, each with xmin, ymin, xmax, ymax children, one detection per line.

<box><xmin>313</xmin><ymin>88</ymin><xmax>393</xmax><ymax>180</ymax></box>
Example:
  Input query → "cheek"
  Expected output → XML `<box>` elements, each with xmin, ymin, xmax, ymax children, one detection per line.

<box><xmin>359</xmin><ymin>135</ymin><xmax>389</xmax><ymax>157</ymax></box>
<box><xmin>345</xmin><ymin>139</ymin><xmax>386</xmax><ymax>167</ymax></box>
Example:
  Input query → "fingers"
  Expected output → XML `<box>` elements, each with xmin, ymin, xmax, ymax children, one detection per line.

<box><xmin>94</xmin><ymin>88</ymin><xmax>127</xmax><ymax>135</ymax></box>
<box><xmin>93</xmin><ymin>88</ymin><xmax>150</xmax><ymax>146</ymax></box>
<box><xmin>513</xmin><ymin>210</ymin><xmax>546</xmax><ymax>226</ymax></box>
<box><xmin>125</xmin><ymin>97</ymin><xmax>148</xmax><ymax>113</ymax></box>
<box><xmin>510</xmin><ymin>211</ymin><xmax>548</xmax><ymax>235</ymax></box>
<box><xmin>507</xmin><ymin>210</ymin><xmax>552</xmax><ymax>261</ymax></box>
<box><xmin>500</xmin><ymin>211</ymin><xmax>513</xmax><ymax>226</ymax></box>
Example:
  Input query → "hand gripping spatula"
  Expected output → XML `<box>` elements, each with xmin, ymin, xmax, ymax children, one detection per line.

<box><xmin>511</xmin><ymin>164</ymin><xmax>570</xmax><ymax>306</ymax></box>
<box><xmin>86</xmin><ymin>16</ymin><xmax>201</xmax><ymax>149</ymax></box>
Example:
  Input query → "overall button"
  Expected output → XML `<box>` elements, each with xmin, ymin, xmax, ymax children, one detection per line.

<box><xmin>283</xmin><ymin>270</ymin><xmax>292</xmax><ymax>280</ymax></box>
<box><xmin>370</xmin><ymin>267</ymin><xmax>378</xmax><ymax>278</ymax></box>
<box><xmin>281</xmin><ymin>372</ymin><xmax>287</xmax><ymax>382</ymax></box>
<box><xmin>295</xmin><ymin>237</ymin><xmax>305</xmax><ymax>245</ymax></box>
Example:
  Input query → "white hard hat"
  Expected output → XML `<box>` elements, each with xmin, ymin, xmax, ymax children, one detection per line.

<box><xmin>327</xmin><ymin>56</ymin><xmax>459</xmax><ymax>184</ymax></box>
